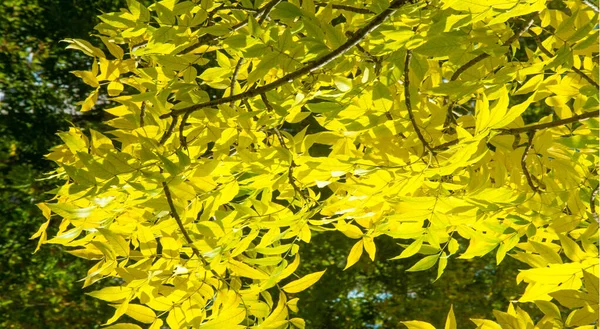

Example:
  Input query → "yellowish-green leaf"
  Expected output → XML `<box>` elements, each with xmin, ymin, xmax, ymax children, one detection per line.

<box><xmin>407</xmin><ymin>254</ymin><xmax>440</xmax><ymax>272</ymax></box>
<box><xmin>344</xmin><ymin>240</ymin><xmax>364</xmax><ymax>270</ymax></box>
<box><xmin>282</xmin><ymin>270</ymin><xmax>326</xmax><ymax>293</ymax></box>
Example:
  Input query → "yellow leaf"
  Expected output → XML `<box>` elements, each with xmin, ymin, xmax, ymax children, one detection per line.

<box><xmin>125</xmin><ymin>304</ymin><xmax>156</xmax><ymax>324</ymax></box>
<box><xmin>290</xmin><ymin>318</ymin><xmax>306</xmax><ymax>329</ymax></box>
<box><xmin>87</xmin><ymin>286</ymin><xmax>132</xmax><ymax>302</ymax></box>
<box><xmin>107</xmin><ymin>299</ymin><xmax>130</xmax><ymax>324</ymax></box>
<box><xmin>104</xmin><ymin>324</ymin><xmax>142</xmax><ymax>329</ymax></box>
<box><xmin>199</xmin><ymin>307</ymin><xmax>246</xmax><ymax>329</ymax></box>
<box><xmin>108</xmin><ymin>81</ymin><xmax>124</xmax><ymax>96</ymax></box>
<box><xmin>401</xmin><ymin>320</ymin><xmax>436</xmax><ymax>329</ymax></box>
<box><xmin>344</xmin><ymin>240</ymin><xmax>364</xmax><ymax>270</ymax></box>
<box><xmin>558</xmin><ymin>234</ymin><xmax>587</xmax><ymax>262</ymax></box>
<box><xmin>280</xmin><ymin>254</ymin><xmax>300</xmax><ymax>280</ymax></box>
<box><xmin>282</xmin><ymin>270</ymin><xmax>326</xmax><ymax>293</ymax></box>
<box><xmin>98</xmin><ymin>228</ymin><xmax>130</xmax><ymax>257</ymax></box>
<box><xmin>391</xmin><ymin>237</ymin><xmax>424</xmax><ymax>260</ymax></box>
<box><xmin>363</xmin><ymin>236</ymin><xmax>376</xmax><ymax>261</ymax></box>
<box><xmin>228</xmin><ymin>259</ymin><xmax>269</xmax><ymax>280</ymax></box>
<box><xmin>445</xmin><ymin>305</ymin><xmax>456</xmax><ymax>329</ymax></box>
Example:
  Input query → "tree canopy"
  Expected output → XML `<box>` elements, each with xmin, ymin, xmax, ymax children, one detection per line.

<box><xmin>34</xmin><ymin>0</ymin><xmax>599</xmax><ymax>328</ymax></box>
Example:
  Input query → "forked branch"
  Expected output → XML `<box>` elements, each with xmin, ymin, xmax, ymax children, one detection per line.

<box><xmin>451</xmin><ymin>14</ymin><xmax>537</xmax><ymax>81</ymax></box>
<box><xmin>162</xmin><ymin>0</ymin><xmax>412</xmax><ymax>119</ymax></box>
<box><xmin>530</xmin><ymin>31</ymin><xmax>599</xmax><ymax>89</ymax></box>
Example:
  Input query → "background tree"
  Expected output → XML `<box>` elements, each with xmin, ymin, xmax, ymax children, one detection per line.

<box><xmin>0</xmin><ymin>1</ymin><xmax>126</xmax><ymax>327</ymax></box>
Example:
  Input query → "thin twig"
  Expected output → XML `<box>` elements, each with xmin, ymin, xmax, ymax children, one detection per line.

<box><xmin>591</xmin><ymin>184</ymin><xmax>599</xmax><ymax>223</ymax></box>
<box><xmin>183</xmin><ymin>0</ymin><xmax>282</xmax><ymax>54</ymax></box>
<box><xmin>257</xmin><ymin>0</ymin><xmax>282</xmax><ymax>24</ymax></box>
<box><xmin>498</xmin><ymin>110</ymin><xmax>599</xmax><ymax>135</ymax></box>
<box><xmin>582</xmin><ymin>0</ymin><xmax>600</xmax><ymax>13</ymax></box>
<box><xmin>433</xmin><ymin>139</ymin><xmax>459</xmax><ymax>151</ymax></box>
<box><xmin>404</xmin><ymin>50</ymin><xmax>434</xmax><ymax>154</ymax></box>
<box><xmin>219</xmin><ymin>5</ymin><xmax>259</xmax><ymax>13</ymax></box>
<box><xmin>451</xmin><ymin>14</ymin><xmax>537</xmax><ymax>81</ymax></box>
<box><xmin>139</xmin><ymin>101</ymin><xmax>146</xmax><ymax>127</ymax></box>
<box><xmin>229</xmin><ymin>58</ymin><xmax>245</xmax><ymax>106</ymax></box>
<box><xmin>162</xmin><ymin>182</ymin><xmax>207</xmax><ymax>262</ymax></box>
<box><xmin>179</xmin><ymin>111</ymin><xmax>191</xmax><ymax>148</ymax></box>
<box><xmin>162</xmin><ymin>180</ymin><xmax>251</xmax><ymax>313</ymax></box>
<box><xmin>261</xmin><ymin>93</ymin><xmax>274</xmax><ymax>112</ymax></box>
<box><xmin>272</xmin><ymin>127</ymin><xmax>306</xmax><ymax>201</ymax></box>
<box><xmin>521</xmin><ymin>132</ymin><xmax>541</xmax><ymax>193</ymax></box>
<box><xmin>163</xmin><ymin>0</ymin><xmax>411</xmax><ymax>119</ymax></box>
<box><xmin>531</xmin><ymin>31</ymin><xmax>599</xmax><ymax>89</ymax></box>
<box><xmin>315</xmin><ymin>2</ymin><xmax>374</xmax><ymax>14</ymax></box>
<box><xmin>159</xmin><ymin>115</ymin><xmax>179</xmax><ymax>145</ymax></box>
<box><xmin>434</xmin><ymin>110</ymin><xmax>599</xmax><ymax>151</ymax></box>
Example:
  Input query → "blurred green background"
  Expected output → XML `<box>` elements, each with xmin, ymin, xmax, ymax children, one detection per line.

<box><xmin>0</xmin><ymin>1</ymin><xmax>533</xmax><ymax>328</ymax></box>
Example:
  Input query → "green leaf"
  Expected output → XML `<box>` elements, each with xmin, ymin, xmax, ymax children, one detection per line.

<box><xmin>406</xmin><ymin>254</ymin><xmax>440</xmax><ymax>272</ymax></box>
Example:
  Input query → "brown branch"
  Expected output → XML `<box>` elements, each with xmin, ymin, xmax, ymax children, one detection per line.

<box><xmin>159</xmin><ymin>115</ymin><xmax>179</xmax><ymax>145</ymax></box>
<box><xmin>451</xmin><ymin>14</ymin><xmax>537</xmax><ymax>81</ymax></box>
<box><xmin>162</xmin><ymin>180</ymin><xmax>250</xmax><ymax>317</ymax></box>
<box><xmin>434</xmin><ymin>110</ymin><xmax>599</xmax><ymax>151</ymax></box>
<box><xmin>182</xmin><ymin>0</ymin><xmax>282</xmax><ymax>54</ymax></box>
<box><xmin>498</xmin><ymin>110</ymin><xmax>599</xmax><ymax>135</ymax></box>
<box><xmin>433</xmin><ymin>139</ymin><xmax>459</xmax><ymax>151</ymax></box>
<box><xmin>139</xmin><ymin>101</ymin><xmax>146</xmax><ymax>127</ymax></box>
<box><xmin>272</xmin><ymin>127</ymin><xmax>306</xmax><ymax>201</ymax></box>
<box><xmin>219</xmin><ymin>6</ymin><xmax>259</xmax><ymax>13</ymax></box>
<box><xmin>261</xmin><ymin>93</ymin><xmax>274</xmax><ymax>112</ymax></box>
<box><xmin>162</xmin><ymin>181</ymin><xmax>207</xmax><ymax>261</ymax></box>
<box><xmin>229</xmin><ymin>58</ymin><xmax>245</xmax><ymax>107</ymax></box>
<box><xmin>591</xmin><ymin>184</ymin><xmax>599</xmax><ymax>223</ymax></box>
<box><xmin>521</xmin><ymin>132</ymin><xmax>541</xmax><ymax>193</ymax></box>
<box><xmin>163</xmin><ymin>0</ymin><xmax>411</xmax><ymax>119</ymax></box>
<box><xmin>582</xmin><ymin>0</ymin><xmax>600</xmax><ymax>13</ymax></box>
<box><xmin>315</xmin><ymin>2</ymin><xmax>374</xmax><ymax>14</ymax></box>
<box><xmin>257</xmin><ymin>0</ymin><xmax>282</xmax><ymax>24</ymax></box>
<box><xmin>179</xmin><ymin>111</ymin><xmax>191</xmax><ymax>148</ymax></box>
<box><xmin>404</xmin><ymin>50</ymin><xmax>434</xmax><ymax>154</ymax></box>
<box><xmin>531</xmin><ymin>31</ymin><xmax>599</xmax><ymax>89</ymax></box>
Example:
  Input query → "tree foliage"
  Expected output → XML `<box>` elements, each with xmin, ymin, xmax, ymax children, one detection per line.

<box><xmin>34</xmin><ymin>0</ymin><xmax>599</xmax><ymax>328</ymax></box>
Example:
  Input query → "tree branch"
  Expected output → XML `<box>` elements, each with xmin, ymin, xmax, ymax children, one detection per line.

<box><xmin>498</xmin><ymin>110</ymin><xmax>599</xmax><ymax>135</ymax></box>
<box><xmin>159</xmin><ymin>115</ymin><xmax>179</xmax><ymax>145</ymax></box>
<box><xmin>139</xmin><ymin>101</ymin><xmax>146</xmax><ymax>127</ymax></box>
<box><xmin>315</xmin><ymin>2</ymin><xmax>374</xmax><ymax>14</ymax></box>
<box><xmin>531</xmin><ymin>31</ymin><xmax>599</xmax><ymax>89</ymax></box>
<box><xmin>179</xmin><ymin>111</ymin><xmax>191</xmax><ymax>148</ymax></box>
<box><xmin>257</xmin><ymin>0</ymin><xmax>282</xmax><ymax>24</ymax></box>
<box><xmin>229</xmin><ymin>58</ymin><xmax>245</xmax><ymax>107</ymax></box>
<box><xmin>434</xmin><ymin>110</ymin><xmax>599</xmax><ymax>151</ymax></box>
<box><xmin>451</xmin><ymin>14</ymin><xmax>537</xmax><ymax>81</ymax></box>
<box><xmin>182</xmin><ymin>0</ymin><xmax>282</xmax><ymax>54</ymax></box>
<box><xmin>521</xmin><ymin>132</ymin><xmax>541</xmax><ymax>193</ymax></box>
<box><xmin>162</xmin><ymin>180</ymin><xmax>250</xmax><ymax>315</ymax></box>
<box><xmin>404</xmin><ymin>50</ymin><xmax>434</xmax><ymax>154</ymax></box>
<box><xmin>162</xmin><ymin>181</ymin><xmax>207</xmax><ymax>261</ymax></box>
<box><xmin>591</xmin><ymin>184</ymin><xmax>599</xmax><ymax>223</ymax></box>
<box><xmin>162</xmin><ymin>0</ymin><xmax>412</xmax><ymax>119</ymax></box>
<box><xmin>582</xmin><ymin>0</ymin><xmax>600</xmax><ymax>13</ymax></box>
